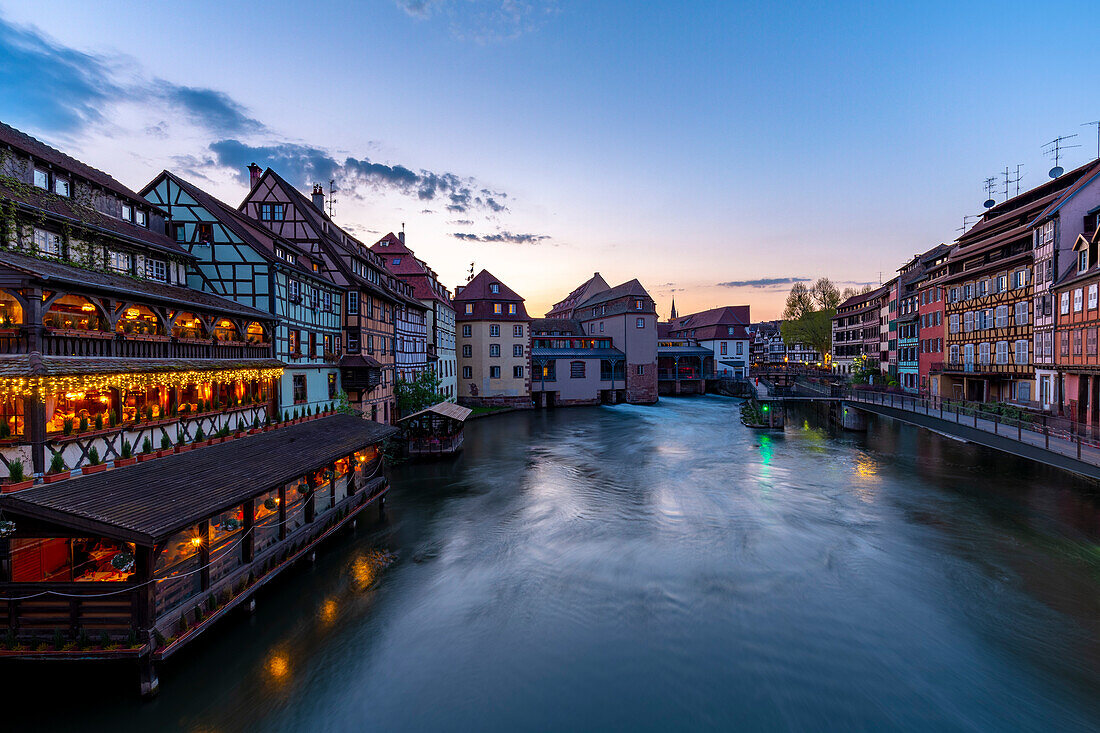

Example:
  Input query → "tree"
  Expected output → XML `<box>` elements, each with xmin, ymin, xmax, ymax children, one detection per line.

<box><xmin>782</xmin><ymin>282</ymin><xmax>814</xmax><ymax>321</ymax></box>
<box><xmin>395</xmin><ymin>370</ymin><xmax>444</xmax><ymax>418</ymax></box>
<box><xmin>809</xmin><ymin>277</ymin><xmax>841</xmax><ymax>311</ymax></box>
<box><xmin>841</xmin><ymin>284</ymin><xmax>877</xmax><ymax>300</ymax></box>
<box><xmin>781</xmin><ymin>310</ymin><xmax>833</xmax><ymax>359</ymax></box>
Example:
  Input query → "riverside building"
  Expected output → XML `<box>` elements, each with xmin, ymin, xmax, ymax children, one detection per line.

<box><xmin>454</xmin><ymin>270</ymin><xmax>531</xmax><ymax>408</ymax></box>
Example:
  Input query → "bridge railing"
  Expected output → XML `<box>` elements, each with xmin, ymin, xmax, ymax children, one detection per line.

<box><xmin>841</xmin><ymin>387</ymin><xmax>1100</xmax><ymax>467</ymax></box>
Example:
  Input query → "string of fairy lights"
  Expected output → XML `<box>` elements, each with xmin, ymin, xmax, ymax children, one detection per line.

<box><xmin>0</xmin><ymin>367</ymin><xmax>285</xmax><ymax>399</ymax></box>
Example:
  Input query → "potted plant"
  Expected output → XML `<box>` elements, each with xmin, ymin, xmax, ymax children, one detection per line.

<box><xmin>63</xmin><ymin>417</ymin><xmax>73</xmax><ymax>436</ymax></box>
<box><xmin>82</xmin><ymin>446</ymin><xmax>107</xmax><ymax>475</ymax></box>
<box><xmin>44</xmin><ymin>453</ymin><xmax>69</xmax><ymax>483</ymax></box>
<box><xmin>145</xmin><ymin>405</ymin><xmax>154</xmax><ymax>422</ymax></box>
<box><xmin>0</xmin><ymin>421</ymin><xmax>10</xmax><ymax>440</ymax></box>
<box><xmin>116</xmin><ymin>439</ymin><xmax>136</xmax><ymax>467</ymax></box>
<box><xmin>249</xmin><ymin>415</ymin><xmax>260</xmax><ymax>434</ymax></box>
<box><xmin>158</xmin><ymin>433</ymin><xmax>173</xmax><ymax>457</ymax></box>
<box><xmin>2</xmin><ymin>459</ymin><xmax>33</xmax><ymax>492</ymax></box>
<box><xmin>137</xmin><ymin>436</ymin><xmax>156</xmax><ymax>462</ymax></box>
<box><xmin>78</xmin><ymin>415</ymin><xmax>89</xmax><ymax>433</ymax></box>
<box><xmin>109</xmin><ymin>410</ymin><xmax>118</xmax><ymax>428</ymax></box>
<box><xmin>94</xmin><ymin>413</ymin><xmax>104</xmax><ymax>431</ymax></box>
<box><xmin>193</xmin><ymin>426</ymin><xmax>206</xmax><ymax>446</ymax></box>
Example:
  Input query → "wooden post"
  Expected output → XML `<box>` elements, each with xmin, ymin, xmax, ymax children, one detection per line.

<box><xmin>1044</xmin><ymin>416</ymin><xmax>1049</xmax><ymax>449</ymax></box>
<box><xmin>199</xmin><ymin>520</ymin><xmax>210</xmax><ymax>591</ymax></box>
<box><xmin>278</xmin><ymin>484</ymin><xmax>287</xmax><ymax>540</ymax></box>
<box><xmin>242</xmin><ymin>499</ymin><xmax>255</xmax><ymax>564</ymax></box>
<box><xmin>329</xmin><ymin>462</ymin><xmax>337</xmax><ymax>510</ymax></box>
<box><xmin>305</xmin><ymin>473</ymin><xmax>316</xmax><ymax>524</ymax></box>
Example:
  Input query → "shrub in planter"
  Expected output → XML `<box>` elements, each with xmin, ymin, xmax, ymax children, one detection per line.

<box><xmin>145</xmin><ymin>405</ymin><xmax>154</xmax><ymax>422</ymax></box>
<box><xmin>237</xmin><ymin>418</ymin><xmax>246</xmax><ymax>433</ymax></box>
<box><xmin>161</xmin><ymin>434</ymin><xmax>171</xmax><ymax>450</ymax></box>
<box><xmin>252</xmin><ymin>415</ymin><xmax>260</xmax><ymax>430</ymax></box>
<box><xmin>78</xmin><ymin>416</ymin><xmax>89</xmax><ymax>433</ymax></box>
<box><xmin>153</xmin><ymin>629</ymin><xmax>166</xmax><ymax>650</ymax></box>
<box><xmin>48</xmin><ymin>453</ymin><xmax>66</xmax><ymax>475</ymax></box>
<box><xmin>284</xmin><ymin>410</ymin><xmax>290</xmax><ymax>423</ymax></box>
<box><xmin>142</xmin><ymin>437</ymin><xmax>153</xmax><ymax>454</ymax></box>
<box><xmin>63</xmin><ymin>417</ymin><xmax>73</xmax><ymax>436</ymax></box>
<box><xmin>193</xmin><ymin>426</ymin><xmax>205</xmax><ymax>443</ymax></box>
<box><xmin>94</xmin><ymin>413</ymin><xmax>103</xmax><ymax>431</ymax></box>
<box><xmin>53</xmin><ymin>628</ymin><xmax>64</xmax><ymax>650</ymax></box>
<box><xmin>121</xmin><ymin>440</ymin><xmax>133</xmax><ymax>459</ymax></box>
<box><xmin>0</xmin><ymin>421</ymin><xmax>9</xmax><ymax>439</ymax></box>
<box><xmin>176</xmin><ymin>430</ymin><xmax>185</xmax><ymax>446</ymax></box>
<box><xmin>99</xmin><ymin>631</ymin><xmax>110</xmax><ymax>649</ymax></box>
<box><xmin>109</xmin><ymin>410</ymin><xmax>118</xmax><ymax>427</ymax></box>
<box><xmin>8</xmin><ymin>458</ymin><xmax>24</xmax><ymax>483</ymax></box>
<box><xmin>88</xmin><ymin>446</ymin><xmax>101</xmax><ymax>465</ymax></box>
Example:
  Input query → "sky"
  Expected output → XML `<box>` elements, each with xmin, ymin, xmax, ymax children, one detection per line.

<box><xmin>1</xmin><ymin>1</ymin><xmax>1099</xmax><ymax>320</ymax></box>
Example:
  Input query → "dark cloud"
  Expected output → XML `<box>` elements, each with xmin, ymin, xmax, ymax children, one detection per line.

<box><xmin>451</xmin><ymin>231</ymin><xmax>550</xmax><ymax>245</ymax></box>
<box><xmin>0</xmin><ymin>15</ymin><xmax>263</xmax><ymax>138</ymax></box>
<box><xmin>209</xmin><ymin>139</ymin><xmax>509</xmax><ymax>214</ymax></box>
<box><xmin>717</xmin><ymin>277</ymin><xmax>810</xmax><ymax>289</ymax></box>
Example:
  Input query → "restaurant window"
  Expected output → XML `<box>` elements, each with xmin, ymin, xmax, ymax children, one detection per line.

<box><xmin>490</xmin><ymin>366</ymin><xmax>501</xmax><ymax>379</ymax></box>
<box><xmin>44</xmin><ymin>295</ymin><xmax>104</xmax><ymax>331</ymax></box>
<box><xmin>145</xmin><ymin>258</ymin><xmax>167</xmax><ymax>282</ymax></box>
<box><xmin>254</xmin><ymin>489</ymin><xmax>281</xmax><ymax>556</ymax></box>
<box><xmin>293</xmin><ymin>374</ymin><xmax>307</xmax><ymax>403</ymax></box>
<box><xmin>328</xmin><ymin>372</ymin><xmax>337</xmax><ymax>398</ymax></box>
<box><xmin>108</xmin><ymin>250</ymin><xmax>132</xmax><ymax>274</ymax></box>
<box><xmin>463</xmin><ymin>366</ymin><xmax>472</xmax><ymax>379</ymax></box>
<box><xmin>116</xmin><ymin>304</ymin><xmax>163</xmax><ymax>336</ymax></box>
<box><xmin>284</xmin><ymin>479</ymin><xmax>309</xmax><ymax>533</ymax></box>
<box><xmin>33</xmin><ymin>168</ymin><xmax>48</xmax><ymax>189</ymax></box>
<box><xmin>172</xmin><ymin>312</ymin><xmax>205</xmax><ymax>340</ymax></box>
<box><xmin>155</xmin><ymin>525</ymin><xmax>204</xmax><ymax>616</ymax></box>
<box><xmin>208</xmin><ymin>506</ymin><xmax>244</xmax><ymax>584</ymax></box>
<box><xmin>0</xmin><ymin>290</ymin><xmax>23</xmax><ymax>328</ymax></box>
<box><xmin>490</xmin><ymin>324</ymin><xmax>500</xmax><ymax>337</ymax></box>
<box><xmin>214</xmin><ymin>319</ymin><xmax>240</xmax><ymax>342</ymax></box>
<box><xmin>247</xmin><ymin>321</ymin><xmax>266</xmax><ymax>344</ymax></box>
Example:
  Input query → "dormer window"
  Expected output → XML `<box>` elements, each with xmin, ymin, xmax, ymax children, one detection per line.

<box><xmin>33</xmin><ymin>168</ymin><xmax>48</xmax><ymax>189</ymax></box>
<box><xmin>490</xmin><ymin>283</ymin><xmax>500</xmax><ymax>294</ymax></box>
<box><xmin>634</xmin><ymin>299</ymin><xmax>643</xmax><ymax>309</ymax></box>
<box><xmin>392</xmin><ymin>257</ymin><xmax>402</xmax><ymax>265</ymax></box>
<box><xmin>493</xmin><ymin>303</ymin><xmax>503</xmax><ymax>314</ymax></box>
<box><xmin>1080</xmin><ymin>250</ymin><xmax>1089</xmax><ymax>273</ymax></box>
<box><xmin>54</xmin><ymin>177</ymin><xmax>70</xmax><ymax>197</ymax></box>
<box><xmin>465</xmin><ymin>304</ymin><xmax>473</xmax><ymax>315</ymax></box>
<box><xmin>145</xmin><ymin>258</ymin><xmax>167</xmax><ymax>282</ymax></box>
<box><xmin>135</xmin><ymin>209</ymin><xmax>147</xmax><ymax>227</ymax></box>
<box><xmin>121</xmin><ymin>204</ymin><xmax>133</xmax><ymax>222</ymax></box>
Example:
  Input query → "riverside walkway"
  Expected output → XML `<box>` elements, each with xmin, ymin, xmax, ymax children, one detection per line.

<box><xmin>763</xmin><ymin>381</ymin><xmax>1100</xmax><ymax>481</ymax></box>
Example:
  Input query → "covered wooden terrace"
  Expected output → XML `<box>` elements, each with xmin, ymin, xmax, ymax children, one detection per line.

<box><xmin>398</xmin><ymin>401</ymin><xmax>472</xmax><ymax>457</ymax></box>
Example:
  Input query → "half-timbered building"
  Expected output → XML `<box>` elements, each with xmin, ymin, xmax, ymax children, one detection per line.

<box><xmin>141</xmin><ymin>171</ymin><xmax>343</xmax><ymax>416</ymax></box>
<box><xmin>1053</xmin><ymin>226</ymin><xmax>1100</xmax><ymax>431</ymax></box>
<box><xmin>240</xmin><ymin>168</ymin><xmax>402</xmax><ymax>423</ymax></box>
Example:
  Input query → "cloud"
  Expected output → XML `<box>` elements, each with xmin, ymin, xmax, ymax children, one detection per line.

<box><xmin>162</xmin><ymin>86</ymin><xmax>262</xmax><ymax>136</ymax></box>
<box><xmin>420</xmin><ymin>209</ymin><xmax>434</xmax><ymax>214</ymax></box>
<box><xmin>449</xmin><ymin>219</ymin><xmax>474</xmax><ymax>225</ymax></box>
<box><xmin>451</xmin><ymin>231</ymin><xmax>550</xmax><ymax>245</ymax></box>
<box><xmin>396</xmin><ymin>0</ymin><xmax>559</xmax><ymax>43</ymax></box>
<box><xmin>209</xmin><ymin>139</ymin><xmax>508</xmax><ymax>214</ymax></box>
<box><xmin>717</xmin><ymin>277</ymin><xmax>810</xmax><ymax>289</ymax></box>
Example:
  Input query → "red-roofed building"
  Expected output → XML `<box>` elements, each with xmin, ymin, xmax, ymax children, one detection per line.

<box><xmin>371</xmin><ymin>232</ymin><xmax>456</xmax><ymax>400</ymax></box>
<box><xmin>667</xmin><ymin>306</ymin><xmax>751</xmax><ymax>379</ymax></box>
<box><xmin>454</xmin><ymin>270</ymin><xmax>531</xmax><ymax>407</ymax></box>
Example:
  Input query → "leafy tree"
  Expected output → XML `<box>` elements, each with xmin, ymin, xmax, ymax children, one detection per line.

<box><xmin>395</xmin><ymin>370</ymin><xmax>444</xmax><ymax>418</ymax></box>
<box><xmin>809</xmin><ymin>277</ymin><xmax>841</xmax><ymax>311</ymax></box>
<box><xmin>780</xmin><ymin>277</ymin><xmax>842</xmax><ymax>357</ymax></box>
<box><xmin>782</xmin><ymin>282</ymin><xmax>814</xmax><ymax>321</ymax></box>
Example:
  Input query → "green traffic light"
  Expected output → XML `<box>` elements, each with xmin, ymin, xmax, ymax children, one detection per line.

<box><xmin>761</xmin><ymin>404</ymin><xmax>769</xmax><ymax>412</ymax></box>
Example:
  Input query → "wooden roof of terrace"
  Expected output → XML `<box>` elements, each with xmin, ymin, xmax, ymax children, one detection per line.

<box><xmin>0</xmin><ymin>249</ymin><xmax>272</xmax><ymax>320</ymax></box>
<box><xmin>0</xmin><ymin>414</ymin><xmax>397</xmax><ymax>545</ymax></box>
<box><xmin>398</xmin><ymin>401</ymin><xmax>472</xmax><ymax>423</ymax></box>
<box><xmin>0</xmin><ymin>354</ymin><xmax>283</xmax><ymax>379</ymax></box>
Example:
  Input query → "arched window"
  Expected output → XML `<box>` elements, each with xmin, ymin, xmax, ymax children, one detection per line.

<box><xmin>116</xmin><ymin>304</ymin><xmax>163</xmax><ymax>335</ymax></box>
<box><xmin>172</xmin><ymin>312</ymin><xmax>205</xmax><ymax>340</ymax></box>
<box><xmin>214</xmin><ymin>319</ymin><xmax>240</xmax><ymax>342</ymax></box>
<box><xmin>245</xmin><ymin>321</ymin><xmax>266</xmax><ymax>344</ymax></box>
<box><xmin>0</xmin><ymin>290</ymin><xmax>23</xmax><ymax>328</ymax></box>
<box><xmin>44</xmin><ymin>295</ymin><xmax>104</xmax><ymax>331</ymax></box>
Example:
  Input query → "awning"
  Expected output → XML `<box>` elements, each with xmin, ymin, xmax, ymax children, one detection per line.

<box><xmin>0</xmin><ymin>414</ymin><xmax>397</xmax><ymax>545</ymax></box>
<box><xmin>398</xmin><ymin>401</ymin><xmax>472</xmax><ymax>424</ymax></box>
<box><xmin>657</xmin><ymin>346</ymin><xmax>713</xmax><ymax>357</ymax></box>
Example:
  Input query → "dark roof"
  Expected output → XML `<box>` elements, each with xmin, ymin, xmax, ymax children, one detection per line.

<box><xmin>546</xmin><ymin>272</ymin><xmax>610</xmax><ymax>318</ymax></box>
<box><xmin>530</xmin><ymin>318</ymin><xmax>584</xmax><ymax>336</ymax></box>
<box><xmin>339</xmin><ymin>354</ymin><xmax>383</xmax><ymax>369</ymax></box>
<box><xmin>657</xmin><ymin>345</ymin><xmax>714</xmax><ymax>357</ymax></box>
<box><xmin>0</xmin><ymin>414</ymin><xmax>397</xmax><ymax>545</ymax></box>
<box><xmin>0</xmin><ymin>354</ymin><xmax>282</xmax><ymax>378</ymax></box>
<box><xmin>0</xmin><ymin>121</ymin><xmax>151</xmax><ymax>204</ymax></box>
<box><xmin>530</xmin><ymin>347</ymin><xmax>625</xmax><ymax>359</ymax></box>
<box><xmin>0</xmin><ymin>249</ymin><xmax>271</xmax><ymax>320</ymax></box>
<box><xmin>454</xmin><ymin>269</ymin><xmax>529</xmax><ymax>321</ymax></box>
<box><xmin>369</xmin><ymin>233</ymin><xmax>452</xmax><ymax>306</ymax></box>
<box><xmin>576</xmin><ymin>278</ymin><xmax>652</xmax><ymax>308</ymax></box>
<box><xmin>668</xmin><ymin>306</ymin><xmax>750</xmax><ymax>340</ymax></box>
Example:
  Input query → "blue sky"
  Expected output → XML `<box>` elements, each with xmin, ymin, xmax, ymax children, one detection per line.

<box><xmin>1</xmin><ymin>0</ymin><xmax>1098</xmax><ymax>318</ymax></box>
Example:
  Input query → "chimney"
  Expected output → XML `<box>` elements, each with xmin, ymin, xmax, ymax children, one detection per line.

<box><xmin>398</xmin><ymin>231</ymin><xmax>405</xmax><ymax>244</ymax></box>
<box><xmin>311</xmin><ymin>183</ymin><xmax>324</xmax><ymax>211</ymax></box>
<box><xmin>248</xmin><ymin>162</ymin><xmax>261</xmax><ymax>188</ymax></box>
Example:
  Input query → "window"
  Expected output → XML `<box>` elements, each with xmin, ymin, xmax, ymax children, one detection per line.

<box><xmin>492</xmin><ymin>303</ymin><xmax>503</xmax><ymax>315</ymax></box>
<box><xmin>34</xmin><ymin>229</ymin><xmax>62</xmax><ymax>258</ymax></box>
<box><xmin>489</xmin><ymin>344</ymin><xmax>500</xmax><ymax>357</ymax></box>
<box><xmin>489</xmin><ymin>366</ymin><xmax>501</xmax><ymax>379</ymax></box>
<box><xmin>490</xmin><ymin>283</ymin><xmax>500</xmax><ymax>294</ymax></box>
<box><xmin>328</xmin><ymin>373</ymin><xmax>337</xmax><ymax>398</ymax></box>
<box><xmin>949</xmin><ymin>344</ymin><xmax>960</xmax><ymax>363</ymax></box>
<box><xmin>634</xmin><ymin>299</ymin><xmax>643</xmax><ymax>310</ymax></box>
<box><xmin>636</xmin><ymin>365</ymin><xmax>645</xmax><ymax>375</ymax></box>
<box><xmin>1080</xmin><ymin>250</ymin><xmax>1089</xmax><ymax>273</ymax></box>
<box><xmin>1090</xmin><ymin>285</ymin><xmax>1098</xmax><ymax>310</ymax></box>
<box><xmin>720</xmin><ymin>342</ymin><xmax>728</xmax><ymax>355</ymax></box>
<box><xmin>963</xmin><ymin>311</ymin><xmax>974</xmax><ymax>332</ymax></box>
<box><xmin>513</xmin><ymin>344</ymin><xmax>523</xmax><ymax>357</ymax></box>
<box><xmin>964</xmin><ymin>343</ymin><xmax>974</xmax><ymax>365</ymax></box>
<box><xmin>1013</xmin><ymin>270</ymin><xmax>1026</xmax><ymax>289</ymax></box>
<box><xmin>508</xmin><ymin>304</ymin><xmax>517</xmax><ymax>315</ymax></box>
<box><xmin>1061</xmin><ymin>292</ymin><xmax>1071</xmax><ymax>315</ymax></box>
<box><xmin>33</xmin><ymin>168</ymin><xmax>48</xmax><ymax>189</ymax></box>
<box><xmin>392</xmin><ymin>257</ymin><xmax>401</xmax><ymax>265</ymax></box>
<box><xmin>570</xmin><ymin>361</ymin><xmax>586</xmax><ymax>378</ymax></box>
<box><xmin>1014</xmin><ymin>301</ymin><xmax>1028</xmax><ymax>325</ymax></box>
<box><xmin>462</xmin><ymin>324</ymin><xmax>472</xmax><ymax>338</ymax></box>
<box><xmin>949</xmin><ymin>314</ymin><xmax>959</xmax><ymax>334</ymax></box>
<box><xmin>53</xmin><ymin>177</ymin><xmax>70</xmax><ymax>197</ymax></box>
<box><xmin>196</xmin><ymin>222</ymin><xmax>213</xmax><ymax>242</ymax></box>
<box><xmin>121</xmin><ymin>204</ymin><xmax>133</xmax><ymax>222</ymax></box>
<box><xmin>949</xmin><ymin>287</ymin><xmax>959</xmax><ymax>302</ymax></box>
<box><xmin>347</xmin><ymin>335</ymin><xmax>359</xmax><ymax>352</ymax></box>
<box><xmin>490</xmin><ymin>325</ymin><xmax>500</xmax><ymax>337</ymax></box>
<box><xmin>513</xmin><ymin>325</ymin><xmax>524</xmax><ymax>337</ymax></box>
<box><xmin>1089</xmin><ymin>328</ymin><xmax>1099</xmax><ymax>357</ymax></box>
<box><xmin>288</xmin><ymin>280</ymin><xmax>301</xmax><ymax>302</ymax></box>
<box><xmin>1060</xmin><ymin>331</ymin><xmax>1070</xmax><ymax>357</ymax></box>
<box><xmin>135</xmin><ymin>210</ymin><xmax>147</xmax><ymax>227</ymax></box>
<box><xmin>513</xmin><ymin>365</ymin><xmax>524</xmax><ymax>378</ymax></box>
<box><xmin>292</xmin><ymin>374</ymin><xmax>307</xmax><ymax>403</ymax></box>
<box><xmin>289</xmin><ymin>329</ymin><xmax>300</xmax><ymax>356</ymax></box>
<box><xmin>462</xmin><ymin>345</ymin><xmax>472</xmax><ymax>358</ymax></box>
<box><xmin>465</xmin><ymin>304</ymin><xmax>474</xmax><ymax>315</ymax></box>
<box><xmin>1015</xmin><ymin>340</ymin><xmax>1028</xmax><ymax>365</ymax></box>
<box><xmin>462</xmin><ymin>366</ymin><xmax>472</xmax><ymax>379</ymax></box>
<box><xmin>145</xmin><ymin>258</ymin><xmax>166</xmax><ymax>282</ymax></box>
<box><xmin>108</xmin><ymin>250</ymin><xmax>131</xmax><ymax>274</ymax></box>
<box><xmin>736</xmin><ymin>342</ymin><xmax>743</xmax><ymax>355</ymax></box>
<box><xmin>963</xmin><ymin>284</ymin><xmax>973</xmax><ymax>300</ymax></box>
<box><xmin>636</xmin><ymin>317</ymin><xmax>645</xmax><ymax>329</ymax></box>
<box><xmin>324</xmin><ymin>291</ymin><xmax>332</xmax><ymax>312</ymax></box>
<box><xmin>1074</xmin><ymin>288</ymin><xmax>1083</xmax><ymax>312</ymax></box>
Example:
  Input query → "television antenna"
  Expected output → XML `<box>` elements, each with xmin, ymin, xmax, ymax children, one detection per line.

<box><xmin>1043</xmin><ymin>134</ymin><xmax>1080</xmax><ymax>178</ymax></box>
<box><xmin>982</xmin><ymin>177</ymin><xmax>997</xmax><ymax>209</ymax></box>
<box><xmin>1083</xmin><ymin>119</ymin><xmax>1100</xmax><ymax>160</ymax></box>
<box><xmin>1001</xmin><ymin>165</ymin><xmax>1025</xmax><ymax>199</ymax></box>
<box><xmin>957</xmin><ymin>213</ymin><xmax>980</xmax><ymax>234</ymax></box>
<box><xmin>327</xmin><ymin>178</ymin><xmax>338</xmax><ymax>218</ymax></box>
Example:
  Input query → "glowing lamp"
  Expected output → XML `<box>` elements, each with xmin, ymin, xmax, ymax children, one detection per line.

<box><xmin>125</xmin><ymin>308</ymin><xmax>140</xmax><ymax>319</ymax></box>
<box><xmin>80</xmin><ymin>303</ymin><xmax>96</xmax><ymax>312</ymax></box>
<box><xmin>190</xmin><ymin>536</ymin><xmax>203</xmax><ymax>548</ymax></box>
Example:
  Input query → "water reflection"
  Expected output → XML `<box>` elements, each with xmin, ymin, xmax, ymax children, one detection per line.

<box><xmin>4</xmin><ymin>396</ymin><xmax>1100</xmax><ymax>731</ymax></box>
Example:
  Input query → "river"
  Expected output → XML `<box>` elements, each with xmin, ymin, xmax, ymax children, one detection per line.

<box><xmin>6</xmin><ymin>396</ymin><xmax>1100</xmax><ymax>731</ymax></box>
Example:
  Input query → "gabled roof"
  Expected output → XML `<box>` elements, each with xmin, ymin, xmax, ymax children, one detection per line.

<box><xmin>145</xmin><ymin>170</ymin><xmax>333</xmax><ymax>284</ymax></box>
<box><xmin>454</xmin><ymin>269</ymin><xmax>525</xmax><ymax>302</ymax></box>
<box><xmin>397</xmin><ymin>401</ymin><xmax>472</xmax><ymax>424</ymax></box>
<box><xmin>530</xmin><ymin>318</ymin><xmax>585</xmax><ymax>336</ymax></box>
<box><xmin>369</xmin><ymin>233</ymin><xmax>453</xmax><ymax>306</ymax></box>
<box><xmin>546</xmin><ymin>272</ymin><xmax>610</xmax><ymax>318</ymax></box>
<box><xmin>453</xmin><ymin>270</ymin><xmax>529</xmax><ymax>321</ymax></box>
<box><xmin>576</xmin><ymin>278</ymin><xmax>651</xmax><ymax>308</ymax></box>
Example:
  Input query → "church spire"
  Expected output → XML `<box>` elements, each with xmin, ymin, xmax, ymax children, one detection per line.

<box><xmin>670</xmin><ymin>297</ymin><xmax>678</xmax><ymax>321</ymax></box>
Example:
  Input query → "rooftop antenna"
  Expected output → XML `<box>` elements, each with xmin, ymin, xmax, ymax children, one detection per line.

<box><xmin>1082</xmin><ymin>119</ymin><xmax>1100</xmax><ymax>160</ymax></box>
<box><xmin>327</xmin><ymin>178</ymin><xmax>337</xmax><ymax>218</ymax></box>
<box><xmin>1012</xmin><ymin>163</ymin><xmax>1025</xmax><ymax>196</ymax></box>
<box><xmin>1043</xmin><ymin>134</ymin><xmax>1080</xmax><ymax>178</ymax></box>
<box><xmin>957</xmin><ymin>213</ymin><xmax>980</xmax><ymax>234</ymax></box>
<box><xmin>983</xmin><ymin>177</ymin><xmax>997</xmax><ymax>209</ymax></box>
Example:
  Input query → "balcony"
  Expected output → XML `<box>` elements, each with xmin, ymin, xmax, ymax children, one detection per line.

<box><xmin>29</xmin><ymin>329</ymin><xmax>273</xmax><ymax>360</ymax></box>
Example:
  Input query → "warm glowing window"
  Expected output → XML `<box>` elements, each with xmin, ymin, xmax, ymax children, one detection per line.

<box><xmin>44</xmin><ymin>295</ymin><xmax>103</xmax><ymax>331</ymax></box>
<box><xmin>246</xmin><ymin>321</ymin><xmax>266</xmax><ymax>343</ymax></box>
<box><xmin>116</xmin><ymin>304</ymin><xmax>163</xmax><ymax>335</ymax></box>
<box><xmin>172</xmin><ymin>312</ymin><xmax>205</xmax><ymax>339</ymax></box>
<box><xmin>214</xmin><ymin>319</ymin><xmax>240</xmax><ymax>342</ymax></box>
<box><xmin>0</xmin><ymin>291</ymin><xmax>23</xmax><ymax>327</ymax></box>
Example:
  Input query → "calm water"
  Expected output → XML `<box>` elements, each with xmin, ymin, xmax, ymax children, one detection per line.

<box><xmin>6</xmin><ymin>396</ymin><xmax>1100</xmax><ymax>731</ymax></box>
